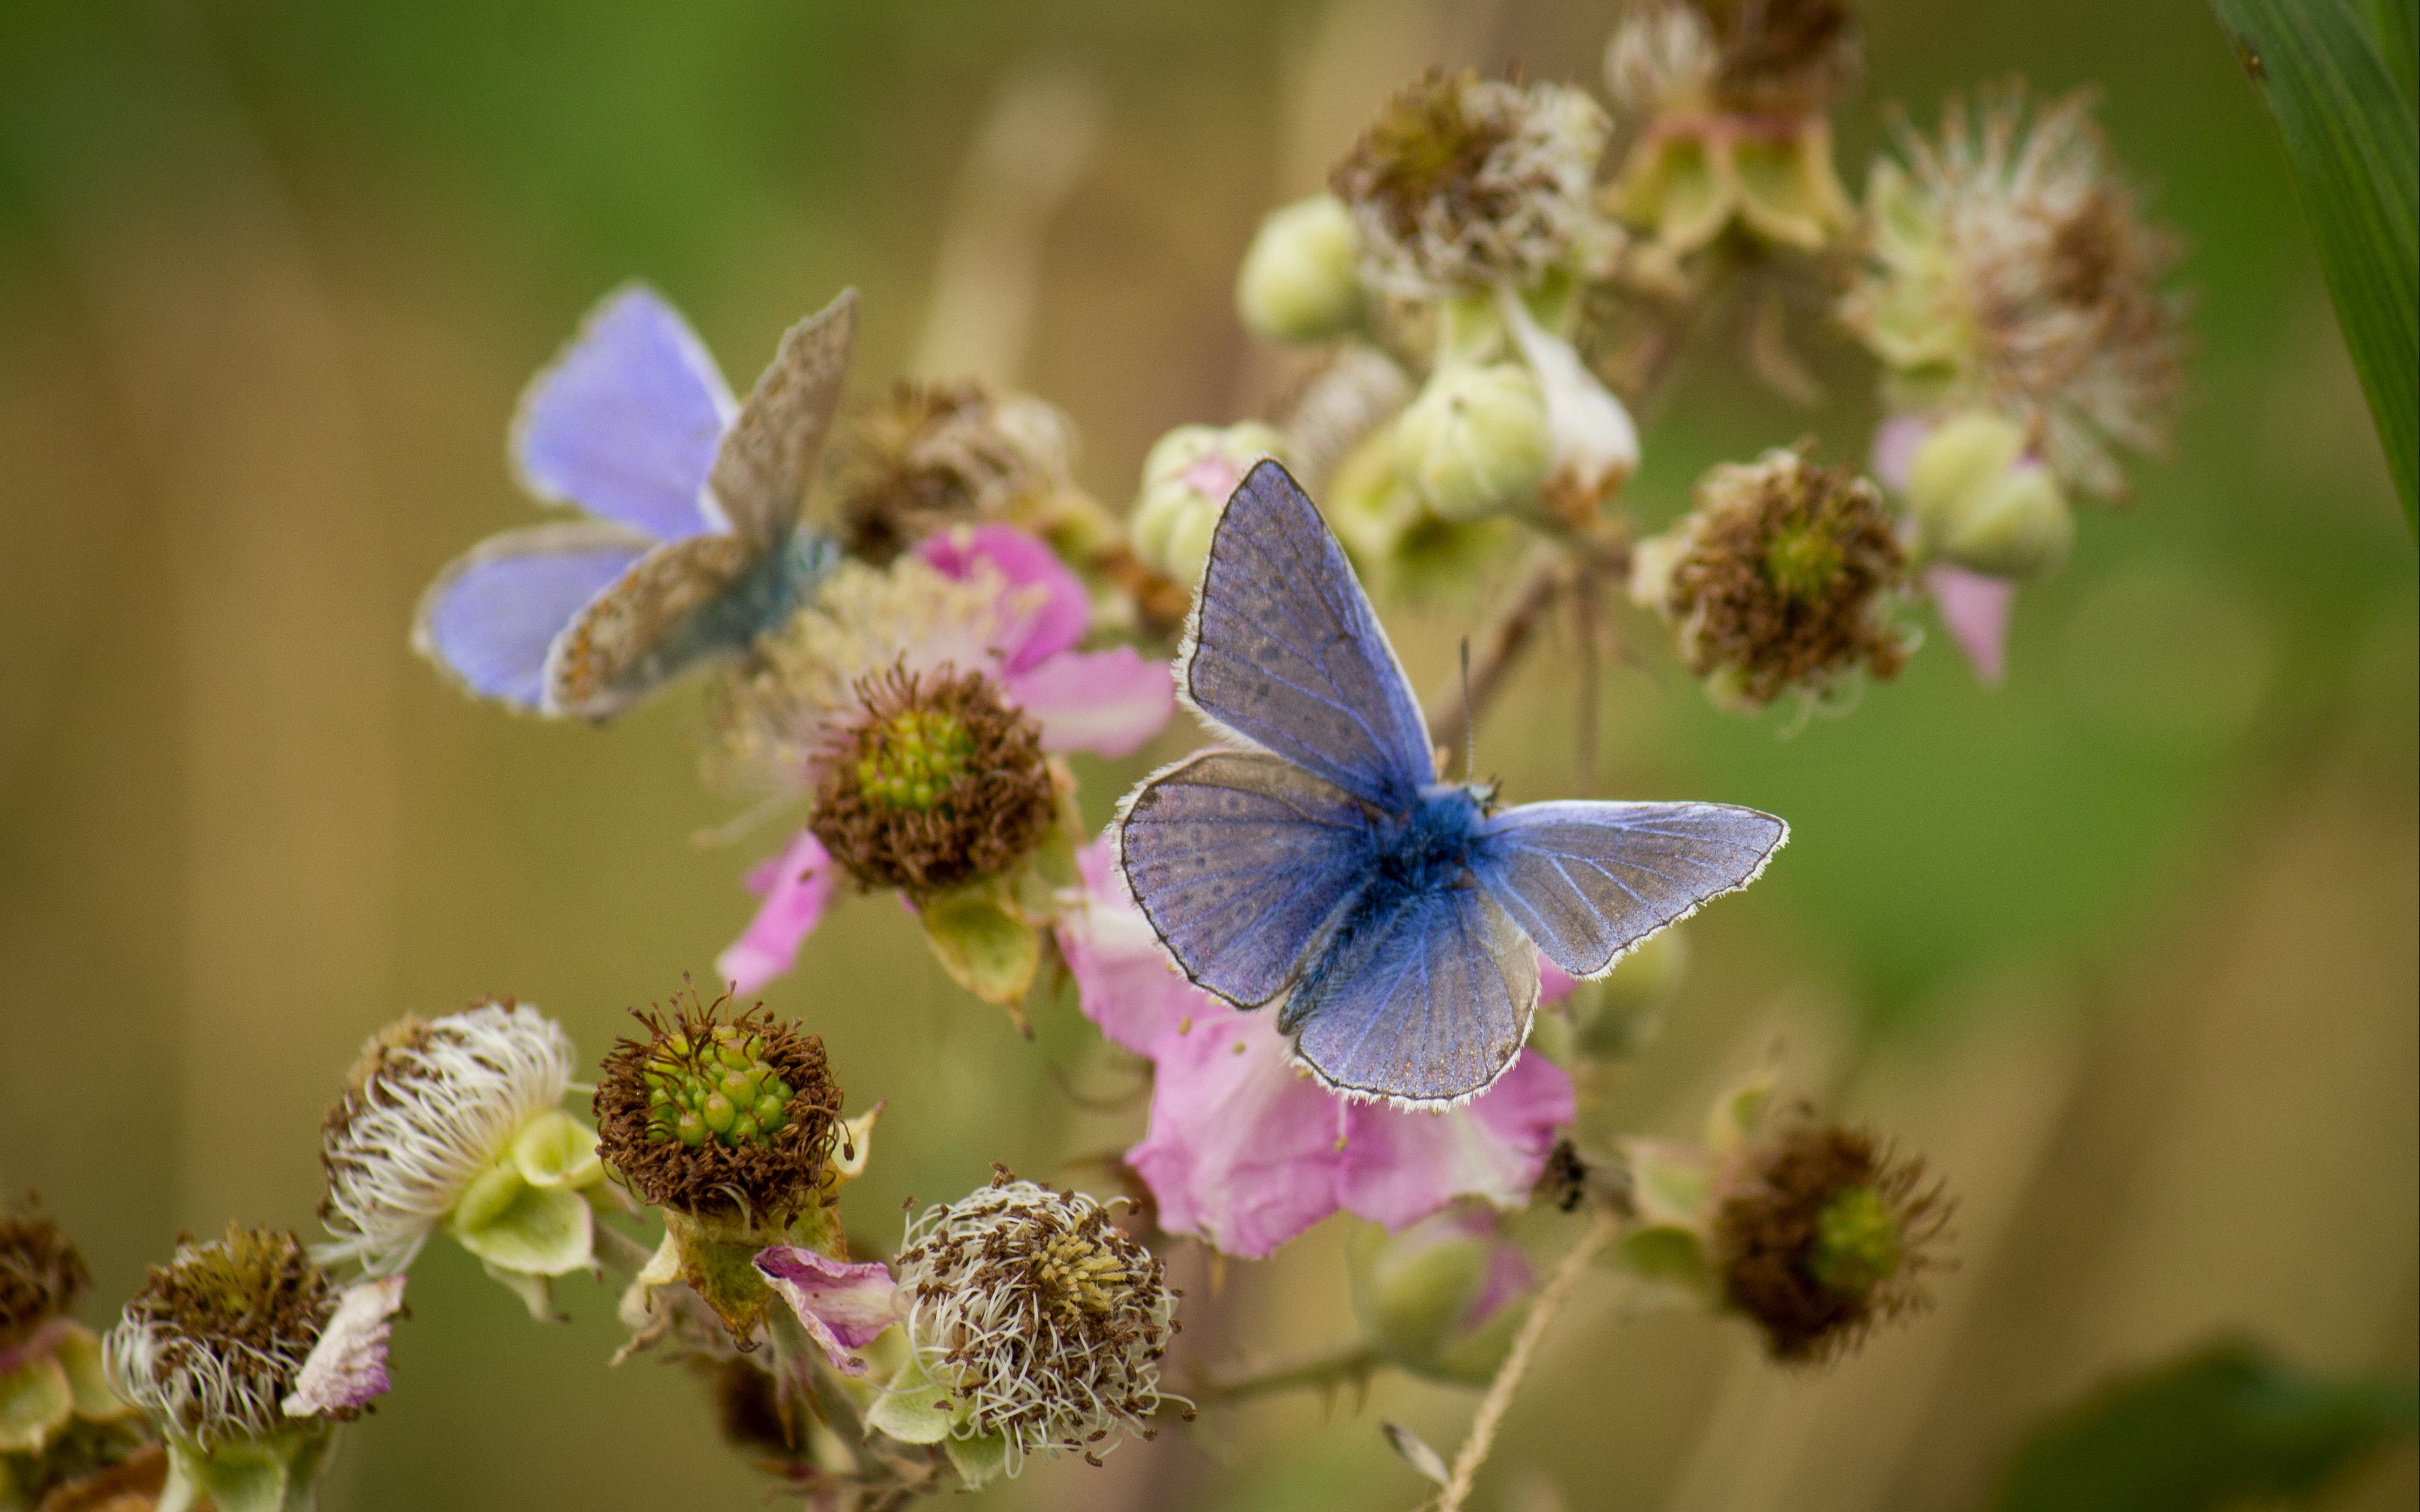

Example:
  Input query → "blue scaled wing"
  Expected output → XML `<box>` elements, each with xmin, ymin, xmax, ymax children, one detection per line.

<box><xmin>412</xmin><ymin>523</ymin><xmax>652</xmax><ymax>711</ymax></box>
<box><xmin>512</xmin><ymin>284</ymin><xmax>735</xmax><ymax>542</ymax></box>
<box><xmin>1474</xmin><ymin>801</ymin><xmax>1789</xmax><ymax>978</ymax></box>
<box><xmin>1117</xmin><ymin>749</ymin><xmax>1378</xmax><ymax>1009</ymax></box>
<box><xmin>1284</xmin><ymin>882</ymin><xmax>1540</xmax><ymax>1106</ymax></box>
<box><xmin>1181</xmin><ymin>460</ymin><xmax>1434</xmax><ymax>813</ymax></box>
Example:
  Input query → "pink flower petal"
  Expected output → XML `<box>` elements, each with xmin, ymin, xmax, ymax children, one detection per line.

<box><xmin>1927</xmin><ymin>564</ymin><xmax>2015</xmax><ymax>685</ymax></box>
<box><xmin>1336</xmin><ymin>1050</ymin><xmax>1575</xmax><ymax>1231</ymax></box>
<box><xmin>284</xmin><ymin>1275</ymin><xmax>405</xmax><ymax>1418</ymax></box>
<box><xmin>1870</xmin><ymin>412</ymin><xmax>1933</xmax><ymax>496</ymax></box>
<box><xmin>1008</xmin><ymin>647</ymin><xmax>1175</xmax><ymax>757</ymax></box>
<box><xmin>1127</xmin><ymin>1006</ymin><xmax>1347</xmax><ymax>1259</ymax></box>
<box><xmin>754</xmin><ymin>1247</ymin><xmax>898</xmax><ymax>1377</ymax></box>
<box><xmin>916</xmin><ymin>524</ymin><xmax>1089</xmax><ymax>673</ymax></box>
<box><xmin>1463</xmin><ymin>1235</ymin><xmax>1536</xmax><ymax>1332</ymax></box>
<box><xmin>1058</xmin><ymin>841</ymin><xmax>1196</xmax><ymax>1053</ymax></box>
<box><xmin>717</xmin><ymin>828</ymin><xmax>838</xmax><ymax>995</ymax></box>
<box><xmin>1538</xmin><ymin>958</ymin><xmax>1577</xmax><ymax>1005</ymax></box>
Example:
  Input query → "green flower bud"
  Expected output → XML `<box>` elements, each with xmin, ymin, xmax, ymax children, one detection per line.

<box><xmin>1236</xmin><ymin>194</ymin><xmax>1365</xmax><ymax>344</ymax></box>
<box><xmin>1906</xmin><ymin>411</ymin><xmax>2073</xmax><ymax>579</ymax></box>
<box><xmin>1393</xmin><ymin>362</ymin><xmax>1551</xmax><ymax>522</ymax></box>
<box><xmin>1350</xmin><ymin>1210</ymin><xmax>1531</xmax><ymax>1385</ymax></box>
<box><xmin>1130</xmin><ymin>423</ymin><xmax>1289</xmax><ymax>585</ymax></box>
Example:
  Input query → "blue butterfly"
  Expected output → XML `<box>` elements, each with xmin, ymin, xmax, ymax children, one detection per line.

<box><xmin>413</xmin><ymin>285</ymin><xmax>856</xmax><ymax>719</ymax></box>
<box><xmin>1117</xmin><ymin>461</ymin><xmax>1789</xmax><ymax>1107</ymax></box>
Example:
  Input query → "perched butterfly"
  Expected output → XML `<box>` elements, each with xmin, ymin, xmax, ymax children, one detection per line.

<box><xmin>1117</xmin><ymin>461</ymin><xmax>1788</xmax><ymax>1107</ymax></box>
<box><xmin>414</xmin><ymin>285</ymin><xmax>857</xmax><ymax>719</ymax></box>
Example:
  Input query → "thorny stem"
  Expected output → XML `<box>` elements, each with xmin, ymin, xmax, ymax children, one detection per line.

<box><xmin>1435</xmin><ymin>1207</ymin><xmax>1621</xmax><ymax>1512</ymax></box>
<box><xmin>1182</xmin><ymin>1341</ymin><xmax>1384</xmax><ymax>1411</ymax></box>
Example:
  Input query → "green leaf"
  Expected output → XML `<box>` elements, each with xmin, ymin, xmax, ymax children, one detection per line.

<box><xmin>2365</xmin><ymin>0</ymin><xmax>2418</xmax><ymax>106</ymax></box>
<box><xmin>1996</xmin><ymin>1340</ymin><xmax>2419</xmax><ymax>1512</ymax></box>
<box><xmin>2211</xmin><ymin>0</ymin><xmax>2420</xmax><ymax>530</ymax></box>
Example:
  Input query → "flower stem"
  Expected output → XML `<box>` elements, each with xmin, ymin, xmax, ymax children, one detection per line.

<box><xmin>1185</xmin><ymin>1341</ymin><xmax>1384</xmax><ymax>1409</ymax></box>
<box><xmin>1436</xmin><ymin>1207</ymin><xmax>1620</xmax><ymax>1512</ymax></box>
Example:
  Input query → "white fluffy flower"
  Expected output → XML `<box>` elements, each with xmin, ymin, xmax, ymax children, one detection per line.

<box><xmin>316</xmin><ymin>1001</ymin><xmax>579</xmax><ymax>1276</ymax></box>
<box><xmin>892</xmin><ymin>1177</ymin><xmax>1178</xmax><ymax>1477</ymax></box>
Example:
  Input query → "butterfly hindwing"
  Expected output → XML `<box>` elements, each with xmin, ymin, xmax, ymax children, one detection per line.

<box><xmin>1474</xmin><ymin>800</ymin><xmax>1789</xmax><ymax>977</ymax></box>
<box><xmin>1284</xmin><ymin>880</ymin><xmax>1539</xmax><ymax>1106</ymax></box>
<box><xmin>708</xmin><ymin>289</ymin><xmax>858</xmax><ymax>545</ymax></box>
<box><xmin>1182</xmin><ymin>460</ymin><xmax>1435</xmax><ymax>811</ymax></box>
<box><xmin>1117</xmin><ymin>749</ymin><xmax>1379</xmax><ymax>1009</ymax></box>
<box><xmin>512</xmin><ymin>284</ymin><xmax>735</xmax><ymax>542</ymax></box>
<box><xmin>412</xmin><ymin>523</ymin><xmax>654</xmax><ymax>711</ymax></box>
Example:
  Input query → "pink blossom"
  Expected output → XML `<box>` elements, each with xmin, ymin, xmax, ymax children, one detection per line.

<box><xmin>914</xmin><ymin>524</ymin><xmax>1173</xmax><ymax>759</ymax></box>
<box><xmin>717</xmin><ymin>828</ymin><xmax>839</xmax><ymax>997</ymax></box>
<box><xmin>1927</xmin><ymin>564</ymin><xmax>2015</xmax><ymax>684</ymax></box>
<box><xmin>1869</xmin><ymin>411</ymin><xmax>1932</xmax><ymax>495</ymax></box>
<box><xmin>282</xmin><ymin>1276</ymin><xmax>406</xmax><ymax>1418</ymax></box>
<box><xmin>754</xmin><ymin>1247</ymin><xmax>899</xmax><ymax>1377</ymax></box>
<box><xmin>1056</xmin><ymin>842</ymin><xmax>1576</xmax><ymax>1259</ymax></box>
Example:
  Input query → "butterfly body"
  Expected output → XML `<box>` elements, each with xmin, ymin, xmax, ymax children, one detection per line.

<box><xmin>1119</xmin><ymin>460</ymin><xmax>1788</xmax><ymax>1108</ymax></box>
<box><xmin>416</xmin><ymin>285</ymin><xmax>858</xmax><ymax>721</ymax></box>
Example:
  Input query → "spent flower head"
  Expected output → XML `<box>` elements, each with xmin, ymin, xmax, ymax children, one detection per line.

<box><xmin>810</xmin><ymin>664</ymin><xmax>1057</xmax><ymax>898</ymax></box>
<box><xmin>0</xmin><ymin>1208</ymin><xmax>89</xmax><ymax>1356</ymax></box>
<box><xmin>889</xmin><ymin>1176</ymin><xmax>1178</xmax><ymax>1477</ymax></box>
<box><xmin>103</xmin><ymin>1228</ymin><xmax>340</xmax><ymax>1448</ymax></box>
<box><xmin>596</xmin><ymin>986</ymin><xmax>846</xmax><ymax>1228</ymax></box>
<box><xmin>824</xmin><ymin>381</ymin><xmax>1077</xmax><ymax>564</ymax></box>
<box><xmin>1634</xmin><ymin>447</ymin><xmax>1910</xmax><ymax>709</ymax></box>
<box><xmin>1712</xmin><ymin>1121</ymin><xmax>1950</xmax><ymax>1362</ymax></box>
<box><xmin>1840</xmin><ymin>89</ymin><xmax>2185</xmax><ymax>497</ymax></box>
<box><xmin>1332</xmin><ymin>69</ymin><xmax>1610</xmax><ymax>299</ymax></box>
<box><xmin>317</xmin><ymin>1000</ymin><xmax>592</xmax><ymax>1280</ymax></box>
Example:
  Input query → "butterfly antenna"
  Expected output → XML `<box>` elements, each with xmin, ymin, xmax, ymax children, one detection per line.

<box><xmin>1460</xmin><ymin>636</ymin><xmax>1475</xmax><ymax>784</ymax></box>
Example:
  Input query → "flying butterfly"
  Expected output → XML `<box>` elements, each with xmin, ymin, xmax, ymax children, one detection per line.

<box><xmin>414</xmin><ymin>285</ymin><xmax>857</xmax><ymax>719</ymax></box>
<box><xmin>1116</xmin><ymin>460</ymin><xmax>1789</xmax><ymax>1107</ymax></box>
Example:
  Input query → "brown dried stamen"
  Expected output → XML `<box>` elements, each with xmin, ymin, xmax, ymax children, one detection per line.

<box><xmin>0</xmin><ymin>1206</ymin><xmax>90</xmax><ymax>1351</ymax></box>
<box><xmin>1712</xmin><ymin>1123</ymin><xmax>1950</xmax><ymax>1363</ymax></box>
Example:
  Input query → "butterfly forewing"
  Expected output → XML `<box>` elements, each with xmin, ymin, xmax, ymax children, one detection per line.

<box><xmin>1119</xmin><ymin>750</ymin><xmax>1380</xmax><ymax>1009</ymax></box>
<box><xmin>1183</xmin><ymin>461</ymin><xmax>1435</xmax><ymax>812</ymax></box>
<box><xmin>413</xmin><ymin>523</ymin><xmax>653</xmax><ymax>711</ymax></box>
<box><xmin>708</xmin><ymin>289</ymin><xmax>858</xmax><ymax>546</ymax></box>
<box><xmin>1474</xmin><ymin>801</ymin><xmax>1789</xmax><ymax>977</ymax></box>
<box><xmin>511</xmin><ymin>285</ymin><xmax>734</xmax><ymax>542</ymax></box>
<box><xmin>1286</xmin><ymin>882</ymin><xmax>1538</xmax><ymax>1106</ymax></box>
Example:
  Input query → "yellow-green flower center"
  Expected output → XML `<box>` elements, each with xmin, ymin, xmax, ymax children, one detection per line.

<box><xmin>644</xmin><ymin>1026</ymin><xmax>793</xmax><ymax>1148</ymax></box>
<box><xmin>855</xmin><ymin>708</ymin><xmax>976</xmax><ymax>811</ymax></box>
<box><xmin>1763</xmin><ymin>522</ymin><xmax>1843</xmax><ymax>603</ymax></box>
<box><xmin>1808</xmin><ymin>1184</ymin><xmax>1901</xmax><ymax>1295</ymax></box>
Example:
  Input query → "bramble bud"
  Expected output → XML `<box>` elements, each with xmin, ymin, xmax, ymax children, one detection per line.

<box><xmin>1236</xmin><ymin>195</ymin><xmax>1366</xmax><ymax>344</ymax></box>
<box><xmin>1393</xmin><ymin>362</ymin><xmax>1552</xmax><ymax>521</ymax></box>
<box><xmin>1350</xmin><ymin>1208</ymin><xmax>1531</xmax><ymax>1385</ymax></box>
<box><xmin>1131</xmin><ymin>423</ymin><xmax>1289</xmax><ymax>586</ymax></box>
<box><xmin>1905</xmin><ymin>411</ymin><xmax>2073</xmax><ymax>579</ymax></box>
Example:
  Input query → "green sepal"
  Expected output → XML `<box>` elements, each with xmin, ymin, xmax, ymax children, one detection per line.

<box><xmin>1613</xmin><ymin>1224</ymin><xmax>1710</xmax><ymax>1288</ymax></box>
<box><xmin>920</xmin><ymin>884</ymin><xmax>1042</xmax><ymax>1015</ymax></box>
<box><xmin>481</xmin><ymin>1260</ymin><xmax>562</xmax><ymax>1323</ymax></box>
<box><xmin>161</xmin><ymin>1429</ymin><xmax>331</xmax><ymax>1512</ymax></box>
<box><xmin>865</xmin><ymin>1355</ymin><xmax>954</xmax><ymax>1445</ymax></box>
<box><xmin>1614</xmin><ymin>131</ymin><xmax>1730</xmax><ymax>253</ymax></box>
<box><xmin>510</xmin><ymin>1109</ymin><xmax>603</xmax><ymax>1189</ymax></box>
<box><xmin>447</xmin><ymin>1164</ymin><xmax>594</xmax><ymax>1277</ymax></box>
<box><xmin>1626</xmin><ymin>1138</ymin><xmax>1715</xmax><ymax>1227</ymax></box>
<box><xmin>1731</xmin><ymin>126</ymin><xmax>1850</xmax><ymax>251</ymax></box>
<box><xmin>0</xmin><ymin>1353</ymin><xmax>71</xmax><ymax>1455</ymax></box>
<box><xmin>945</xmin><ymin>1430</ymin><xmax>1011</xmax><ymax>1488</ymax></box>
<box><xmin>52</xmin><ymin>1324</ymin><xmax>134</xmax><ymax>1422</ymax></box>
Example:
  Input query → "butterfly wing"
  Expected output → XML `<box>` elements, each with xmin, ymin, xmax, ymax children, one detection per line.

<box><xmin>512</xmin><ymin>285</ymin><xmax>735</xmax><ymax>542</ymax></box>
<box><xmin>708</xmin><ymin>288</ymin><xmax>858</xmax><ymax>546</ymax></box>
<box><xmin>1474</xmin><ymin>801</ymin><xmax>1789</xmax><ymax>978</ymax></box>
<box><xmin>1117</xmin><ymin>749</ymin><xmax>1379</xmax><ymax>1009</ymax></box>
<box><xmin>1282</xmin><ymin>881</ymin><xmax>1540</xmax><ymax>1107</ymax></box>
<box><xmin>1182</xmin><ymin>460</ymin><xmax>1435</xmax><ymax>812</ymax></box>
<box><xmin>412</xmin><ymin>523</ymin><xmax>654</xmax><ymax>711</ymax></box>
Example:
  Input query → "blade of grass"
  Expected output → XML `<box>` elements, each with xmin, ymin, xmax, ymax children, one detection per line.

<box><xmin>2211</xmin><ymin>0</ymin><xmax>2419</xmax><ymax>533</ymax></box>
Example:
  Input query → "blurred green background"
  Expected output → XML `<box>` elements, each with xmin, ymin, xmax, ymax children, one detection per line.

<box><xmin>0</xmin><ymin>0</ymin><xmax>2412</xmax><ymax>1508</ymax></box>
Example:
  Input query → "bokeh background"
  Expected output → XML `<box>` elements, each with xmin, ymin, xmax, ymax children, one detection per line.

<box><xmin>1</xmin><ymin>1</ymin><xmax>2413</xmax><ymax>1508</ymax></box>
